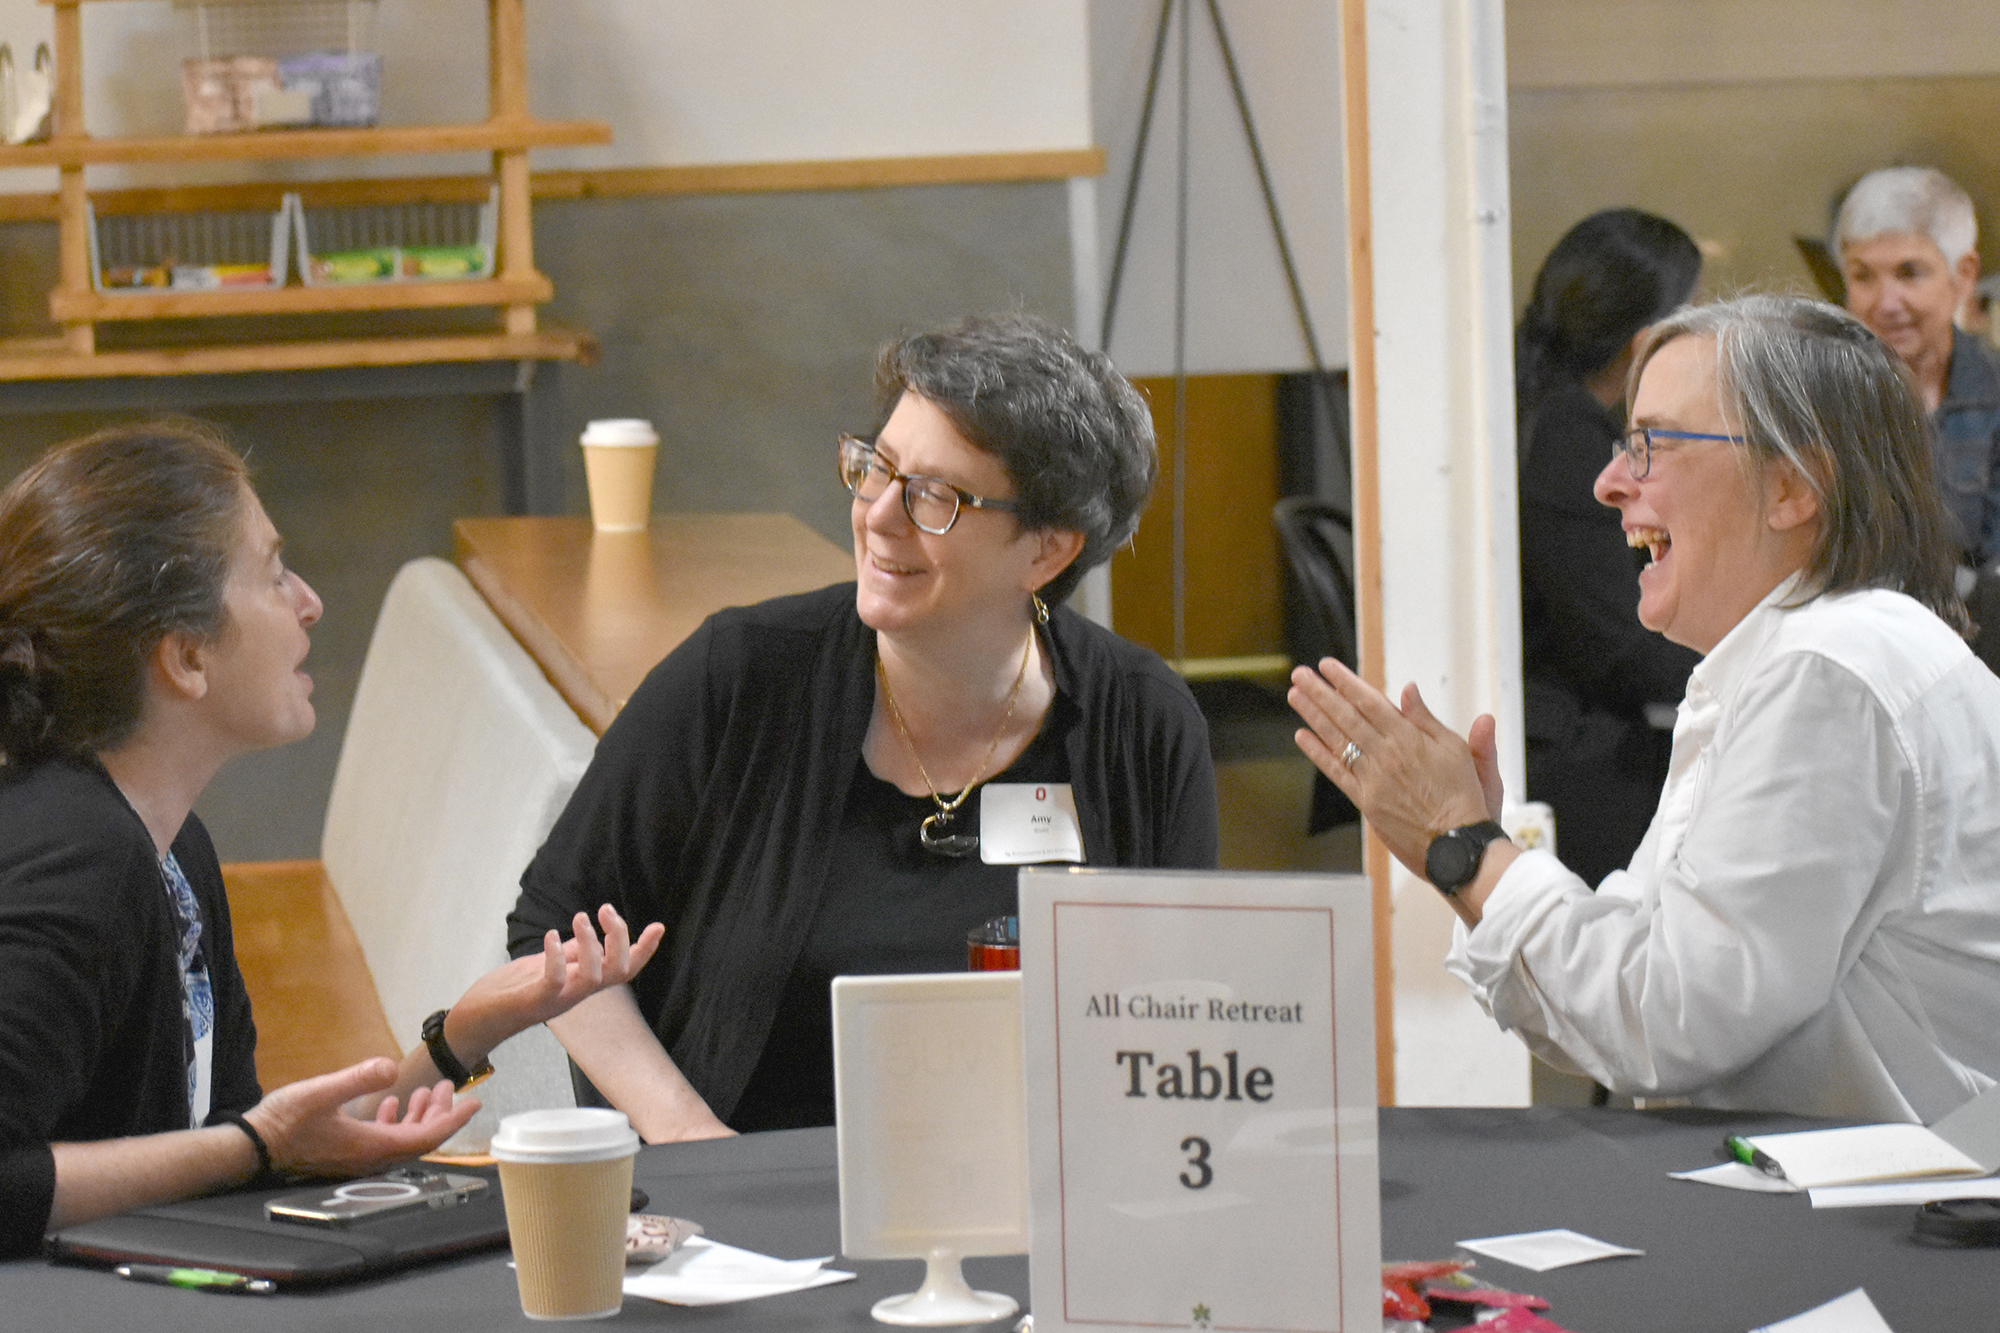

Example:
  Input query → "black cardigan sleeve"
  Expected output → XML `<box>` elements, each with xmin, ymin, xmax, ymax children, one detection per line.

<box><xmin>0</xmin><ymin>765</ymin><xmax>262</xmax><ymax>1258</ymax></box>
<box><xmin>0</xmin><ymin>767</ymin><xmax>164</xmax><ymax>1257</ymax></box>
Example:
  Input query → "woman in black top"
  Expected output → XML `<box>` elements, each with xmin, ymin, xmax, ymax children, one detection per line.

<box><xmin>1516</xmin><ymin>210</ymin><xmax>1704</xmax><ymax>887</ymax></box>
<box><xmin>510</xmin><ymin>313</ymin><xmax>1218</xmax><ymax>1138</ymax></box>
<box><xmin>0</xmin><ymin>421</ymin><xmax>659</xmax><ymax>1256</ymax></box>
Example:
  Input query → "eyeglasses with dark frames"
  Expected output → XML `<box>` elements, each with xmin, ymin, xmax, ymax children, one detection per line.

<box><xmin>1614</xmin><ymin>426</ymin><xmax>1747</xmax><ymax>479</ymax></box>
<box><xmin>837</xmin><ymin>435</ymin><xmax>1019</xmax><ymax>535</ymax></box>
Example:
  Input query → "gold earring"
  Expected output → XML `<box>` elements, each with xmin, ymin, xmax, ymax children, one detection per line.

<box><xmin>1032</xmin><ymin>591</ymin><xmax>1050</xmax><ymax>625</ymax></box>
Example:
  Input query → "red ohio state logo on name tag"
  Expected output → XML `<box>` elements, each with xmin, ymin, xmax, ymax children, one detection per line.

<box><xmin>982</xmin><ymin>783</ymin><xmax>1084</xmax><ymax>864</ymax></box>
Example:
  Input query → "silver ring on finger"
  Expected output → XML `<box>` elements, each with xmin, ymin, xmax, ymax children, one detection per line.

<box><xmin>1340</xmin><ymin>740</ymin><xmax>1363</xmax><ymax>769</ymax></box>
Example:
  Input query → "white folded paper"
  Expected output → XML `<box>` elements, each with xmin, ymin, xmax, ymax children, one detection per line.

<box><xmin>1669</xmin><ymin>1161</ymin><xmax>1802</xmax><ymax>1194</ymax></box>
<box><xmin>622</xmin><ymin>1236</ymin><xmax>856</xmax><ymax>1306</ymax></box>
<box><xmin>1453</xmin><ymin>1227</ymin><xmax>1643</xmax><ymax>1272</ymax></box>
<box><xmin>1750</xmin><ymin>1287</ymin><xmax>1893</xmax><ymax>1333</ymax></box>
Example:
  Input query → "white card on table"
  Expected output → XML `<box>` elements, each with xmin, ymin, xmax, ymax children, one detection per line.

<box><xmin>981</xmin><ymin>782</ymin><xmax>1085</xmax><ymax>864</ymax></box>
<box><xmin>1019</xmin><ymin>868</ymin><xmax>1380</xmax><ymax>1333</ymax></box>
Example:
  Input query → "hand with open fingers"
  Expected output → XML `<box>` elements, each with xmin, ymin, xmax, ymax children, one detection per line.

<box><xmin>447</xmin><ymin>904</ymin><xmax>666</xmax><ymax>1061</ymax></box>
<box><xmin>1288</xmin><ymin>657</ymin><xmax>1499</xmax><ymax>875</ymax></box>
<box><xmin>245</xmin><ymin>1058</ymin><xmax>480</xmax><ymax>1178</ymax></box>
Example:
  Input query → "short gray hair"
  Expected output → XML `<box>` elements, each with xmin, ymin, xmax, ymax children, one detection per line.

<box><xmin>1832</xmin><ymin>166</ymin><xmax>1977</xmax><ymax>265</ymax></box>
<box><xmin>875</xmin><ymin>313</ymin><xmax>1156</xmax><ymax>607</ymax></box>
<box><xmin>1632</xmin><ymin>294</ymin><xmax>1967</xmax><ymax>634</ymax></box>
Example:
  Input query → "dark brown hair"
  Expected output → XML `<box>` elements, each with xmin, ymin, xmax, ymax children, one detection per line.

<box><xmin>0</xmin><ymin>420</ymin><xmax>248</xmax><ymax>763</ymax></box>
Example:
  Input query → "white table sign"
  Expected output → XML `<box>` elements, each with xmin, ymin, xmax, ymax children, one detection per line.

<box><xmin>1019</xmin><ymin>868</ymin><xmax>1379</xmax><ymax>1333</ymax></box>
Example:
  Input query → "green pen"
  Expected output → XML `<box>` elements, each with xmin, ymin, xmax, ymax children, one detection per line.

<box><xmin>115</xmin><ymin>1263</ymin><xmax>276</xmax><ymax>1295</ymax></box>
<box><xmin>1724</xmin><ymin>1134</ymin><xmax>1787</xmax><ymax>1179</ymax></box>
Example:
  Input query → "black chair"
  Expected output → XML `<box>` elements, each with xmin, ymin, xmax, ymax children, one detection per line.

<box><xmin>1273</xmin><ymin>496</ymin><xmax>1361</xmax><ymax>833</ymax></box>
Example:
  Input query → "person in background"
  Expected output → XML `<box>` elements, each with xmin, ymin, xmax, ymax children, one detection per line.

<box><xmin>510</xmin><ymin>312</ymin><xmax>1219</xmax><ymax>1140</ymax></box>
<box><xmin>1835</xmin><ymin>165</ymin><xmax>2000</xmax><ymax>568</ymax></box>
<box><xmin>0</xmin><ymin>421</ymin><xmax>662</xmax><ymax>1257</ymax></box>
<box><xmin>1292</xmin><ymin>295</ymin><xmax>2000</xmax><ymax>1122</ymax></box>
<box><xmin>1514</xmin><ymin>209</ymin><xmax>1703</xmax><ymax>888</ymax></box>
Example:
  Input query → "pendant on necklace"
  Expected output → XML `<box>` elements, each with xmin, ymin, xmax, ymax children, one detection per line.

<box><xmin>919</xmin><ymin>808</ymin><xmax>980</xmax><ymax>858</ymax></box>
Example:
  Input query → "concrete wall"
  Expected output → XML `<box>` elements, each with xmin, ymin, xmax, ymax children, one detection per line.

<box><xmin>0</xmin><ymin>0</ymin><xmax>1094</xmax><ymax>189</ymax></box>
<box><xmin>1507</xmin><ymin>0</ymin><xmax>2000</xmax><ymax>304</ymax></box>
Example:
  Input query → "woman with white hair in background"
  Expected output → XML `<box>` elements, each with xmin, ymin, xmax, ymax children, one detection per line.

<box><xmin>1836</xmin><ymin>164</ymin><xmax>2000</xmax><ymax>568</ymax></box>
<box><xmin>1291</xmin><ymin>294</ymin><xmax>2000</xmax><ymax>1123</ymax></box>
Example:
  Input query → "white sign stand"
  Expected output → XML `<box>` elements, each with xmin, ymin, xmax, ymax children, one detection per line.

<box><xmin>832</xmin><ymin>972</ymin><xmax>1029</xmax><ymax>1325</ymax></box>
<box><xmin>1019</xmin><ymin>868</ymin><xmax>1380</xmax><ymax>1332</ymax></box>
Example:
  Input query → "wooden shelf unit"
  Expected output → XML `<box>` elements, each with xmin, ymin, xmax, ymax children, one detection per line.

<box><xmin>5</xmin><ymin>0</ymin><xmax>611</xmax><ymax>379</ymax></box>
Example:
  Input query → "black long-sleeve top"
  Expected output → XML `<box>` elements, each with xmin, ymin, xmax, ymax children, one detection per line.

<box><xmin>508</xmin><ymin>582</ymin><xmax>1218</xmax><ymax>1122</ymax></box>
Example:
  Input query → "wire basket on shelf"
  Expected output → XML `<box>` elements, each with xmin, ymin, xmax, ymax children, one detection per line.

<box><xmin>88</xmin><ymin>199</ymin><xmax>292</xmax><ymax>293</ymax></box>
<box><xmin>294</xmin><ymin>188</ymin><xmax>498</xmax><ymax>286</ymax></box>
<box><xmin>178</xmin><ymin>0</ymin><xmax>380</xmax><ymax>132</ymax></box>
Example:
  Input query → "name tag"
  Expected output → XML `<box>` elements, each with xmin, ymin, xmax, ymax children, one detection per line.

<box><xmin>981</xmin><ymin>783</ymin><xmax>1085</xmax><ymax>864</ymax></box>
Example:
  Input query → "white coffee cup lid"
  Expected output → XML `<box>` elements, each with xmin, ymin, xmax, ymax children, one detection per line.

<box><xmin>490</xmin><ymin>1107</ymin><xmax>641</xmax><ymax>1163</ymax></box>
<box><xmin>581</xmin><ymin>418</ymin><xmax>658</xmax><ymax>447</ymax></box>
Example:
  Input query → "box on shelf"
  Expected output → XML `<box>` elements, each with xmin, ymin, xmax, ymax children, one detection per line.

<box><xmin>179</xmin><ymin>0</ymin><xmax>379</xmax><ymax>133</ymax></box>
<box><xmin>295</xmin><ymin>188</ymin><xmax>498</xmax><ymax>286</ymax></box>
<box><xmin>88</xmin><ymin>198</ymin><xmax>291</xmax><ymax>293</ymax></box>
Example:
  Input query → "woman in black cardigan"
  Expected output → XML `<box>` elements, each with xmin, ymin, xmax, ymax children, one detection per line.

<box><xmin>510</xmin><ymin>313</ymin><xmax>1219</xmax><ymax>1139</ymax></box>
<box><xmin>1516</xmin><ymin>210</ymin><xmax>1704</xmax><ymax>888</ymax></box>
<box><xmin>0</xmin><ymin>421</ymin><xmax>659</xmax><ymax>1256</ymax></box>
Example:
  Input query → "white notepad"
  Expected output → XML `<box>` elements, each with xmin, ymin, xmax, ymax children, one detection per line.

<box><xmin>1744</xmin><ymin>1082</ymin><xmax>2000</xmax><ymax>1189</ymax></box>
<box><xmin>1742</xmin><ymin>1123</ymin><xmax>1984</xmax><ymax>1188</ymax></box>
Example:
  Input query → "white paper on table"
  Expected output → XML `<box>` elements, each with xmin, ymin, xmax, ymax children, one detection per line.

<box><xmin>1669</xmin><ymin>1162</ymin><xmax>1803</xmax><ymax>1194</ymax></box>
<box><xmin>1750</xmin><ymin>1287</ymin><xmax>1894</xmax><ymax>1333</ymax></box>
<box><xmin>1810</xmin><ymin>1176</ymin><xmax>2000</xmax><ymax>1209</ymax></box>
<box><xmin>622</xmin><ymin>1236</ymin><xmax>856</xmax><ymax>1306</ymax></box>
<box><xmin>1453</xmin><ymin>1228</ymin><xmax>1644</xmax><ymax>1272</ymax></box>
<box><xmin>1744</xmin><ymin>1123</ymin><xmax>1985</xmax><ymax>1188</ymax></box>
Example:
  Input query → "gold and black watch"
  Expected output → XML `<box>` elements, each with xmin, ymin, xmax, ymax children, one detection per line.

<box><xmin>420</xmin><ymin>1008</ymin><xmax>494</xmax><ymax>1091</ymax></box>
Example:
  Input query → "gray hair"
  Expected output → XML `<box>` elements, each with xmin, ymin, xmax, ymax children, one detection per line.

<box><xmin>1632</xmin><ymin>294</ymin><xmax>1967</xmax><ymax>634</ymax></box>
<box><xmin>875</xmin><ymin>313</ymin><xmax>1156</xmax><ymax>607</ymax></box>
<box><xmin>1832</xmin><ymin>166</ymin><xmax>1977</xmax><ymax>264</ymax></box>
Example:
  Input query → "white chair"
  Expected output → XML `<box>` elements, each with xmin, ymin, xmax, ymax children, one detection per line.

<box><xmin>319</xmin><ymin>556</ymin><xmax>598</xmax><ymax>1151</ymax></box>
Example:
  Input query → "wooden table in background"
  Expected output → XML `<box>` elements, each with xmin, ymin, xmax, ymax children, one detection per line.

<box><xmin>453</xmin><ymin>514</ymin><xmax>855</xmax><ymax>734</ymax></box>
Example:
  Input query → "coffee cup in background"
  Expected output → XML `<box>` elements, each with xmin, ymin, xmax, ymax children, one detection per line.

<box><xmin>491</xmin><ymin>1107</ymin><xmax>642</xmax><ymax>1320</ymax></box>
<box><xmin>580</xmin><ymin>418</ymin><xmax>658</xmax><ymax>533</ymax></box>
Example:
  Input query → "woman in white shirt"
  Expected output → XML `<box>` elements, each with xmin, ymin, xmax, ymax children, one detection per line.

<box><xmin>1290</xmin><ymin>293</ymin><xmax>2000</xmax><ymax>1122</ymax></box>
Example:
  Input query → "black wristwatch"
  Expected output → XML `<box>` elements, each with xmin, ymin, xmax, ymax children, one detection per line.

<box><xmin>1424</xmin><ymin>820</ymin><xmax>1510</xmax><ymax>897</ymax></box>
<box><xmin>421</xmin><ymin>1008</ymin><xmax>494</xmax><ymax>1091</ymax></box>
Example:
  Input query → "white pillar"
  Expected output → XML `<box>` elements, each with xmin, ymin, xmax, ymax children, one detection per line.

<box><xmin>1069</xmin><ymin>174</ymin><xmax>1116</xmax><ymax>628</ymax></box>
<box><xmin>1365</xmin><ymin>0</ymin><xmax>1529</xmax><ymax>1105</ymax></box>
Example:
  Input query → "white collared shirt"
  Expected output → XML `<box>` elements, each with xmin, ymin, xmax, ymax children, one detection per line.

<box><xmin>1450</xmin><ymin>579</ymin><xmax>2000</xmax><ymax>1122</ymax></box>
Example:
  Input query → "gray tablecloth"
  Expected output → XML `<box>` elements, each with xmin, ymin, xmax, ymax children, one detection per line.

<box><xmin>7</xmin><ymin>1109</ymin><xmax>1994</xmax><ymax>1330</ymax></box>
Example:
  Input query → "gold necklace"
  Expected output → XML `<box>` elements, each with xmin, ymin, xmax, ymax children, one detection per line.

<box><xmin>877</xmin><ymin>632</ymin><xmax>1034</xmax><ymax>857</ymax></box>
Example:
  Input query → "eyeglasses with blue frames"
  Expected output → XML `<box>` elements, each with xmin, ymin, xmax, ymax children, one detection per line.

<box><xmin>838</xmin><ymin>435</ymin><xmax>1019</xmax><ymax>535</ymax></box>
<box><xmin>1614</xmin><ymin>426</ymin><xmax>1748</xmax><ymax>479</ymax></box>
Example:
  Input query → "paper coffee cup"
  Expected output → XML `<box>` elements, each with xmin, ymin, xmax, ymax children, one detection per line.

<box><xmin>580</xmin><ymin>418</ymin><xmax>658</xmax><ymax>533</ymax></box>
<box><xmin>492</xmin><ymin>1108</ymin><xmax>641</xmax><ymax>1321</ymax></box>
